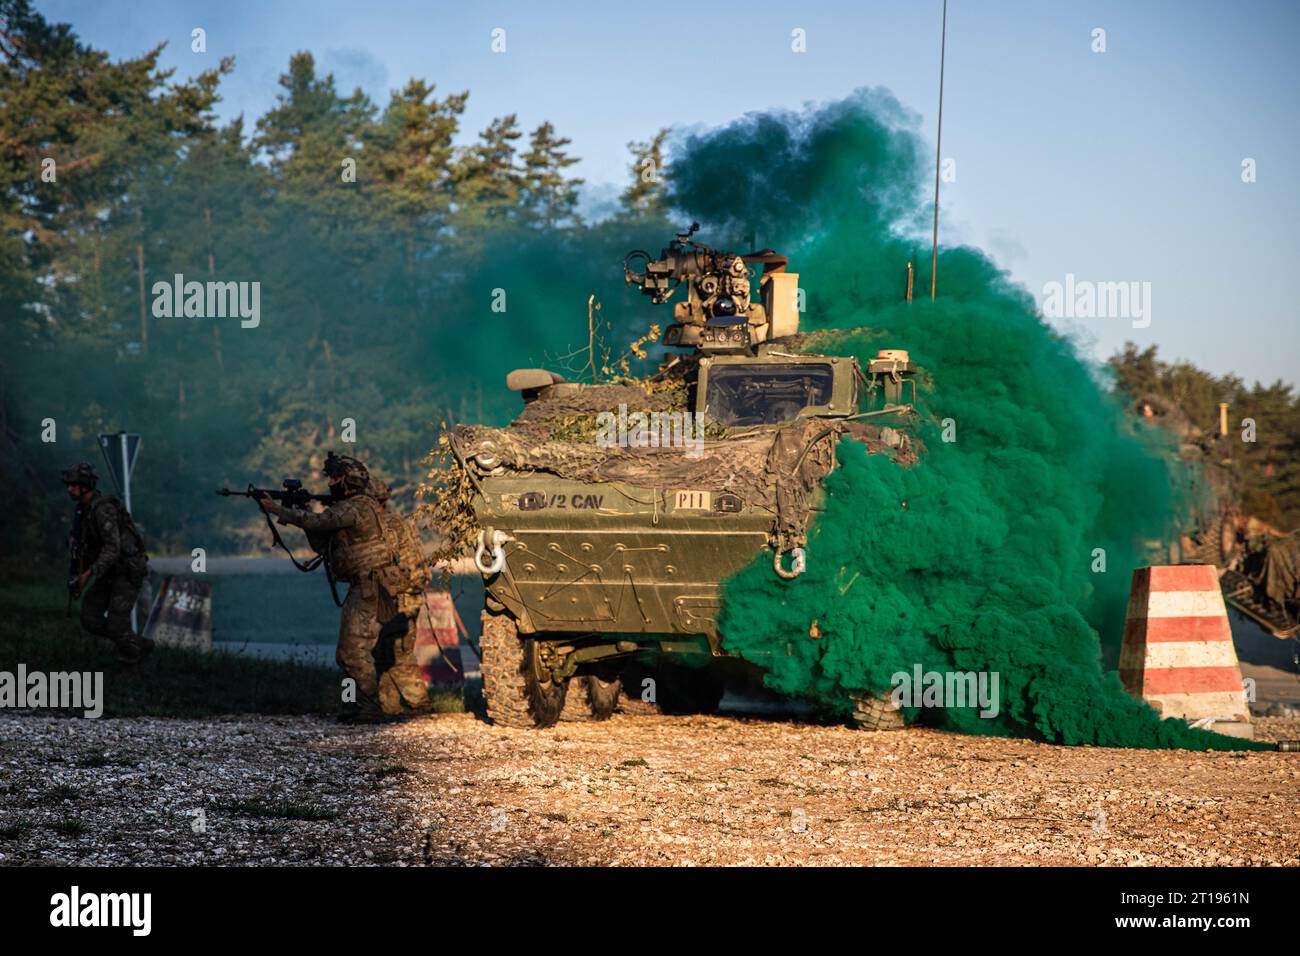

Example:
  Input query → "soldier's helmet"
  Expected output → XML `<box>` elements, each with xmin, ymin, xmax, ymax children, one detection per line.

<box><xmin>366</xmin><ymin>478</ymin><xmax>391</xmax><ymax>504</ymax></box>
<box><xmin>61</xmin><ymin>462</ymin><xmax>99</xmax><ymax>489</ymax></box>
<box><xmin>323</xmin><ymin>451</ymin><xmax>370</xmax><ymax>495</ymax></box>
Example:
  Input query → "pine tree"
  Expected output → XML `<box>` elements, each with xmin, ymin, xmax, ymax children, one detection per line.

<box><xmin>522</xmin><ymin>121</ymin><xmax>582</xmax><ymax>229</ymax></box>
<box><xmin>372</xmin><ymin>78</ymin><xmax>467</xmax><ymax>226</ymax></box>
<box><xmin>452</xmin><ymin>114</ymin><xmax>525</xmax><ymax>228</ymax></box>
<box><xmin>0</xmin><ymin>0</ymin><xmax>229</xmax><ymax>345</ymax></box>
<box><xmin>253</xmin><ymin>51</ymin><xmax>376</xmax><ymax>213</ymax></box>
<box><xmin>621</xmin><ymin>127</ymin><xmax>669</xmax><ymax>215</ymax></box>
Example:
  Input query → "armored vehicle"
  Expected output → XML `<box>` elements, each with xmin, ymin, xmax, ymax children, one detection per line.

<box><xmin>1138</xmin><ymin>395</ymin><xmax>1300</xmax><ymax>640</ymax></box>
<box><xmin>442</xmin><ymin>225</ymin><xmax>923</xmax><ymax>728</ymax></box>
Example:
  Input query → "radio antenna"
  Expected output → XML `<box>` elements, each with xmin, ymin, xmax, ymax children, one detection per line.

<box><xmin>930</xmin><ymin>0</ymin><xmax>948</xmax><ymax>300</ymax></box>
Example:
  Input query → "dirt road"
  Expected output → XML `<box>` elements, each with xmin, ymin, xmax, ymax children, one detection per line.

<box><xmin>3</xmin><ymin>709</ymin><xmax>1297</xmax><ymax>867</ymax></box>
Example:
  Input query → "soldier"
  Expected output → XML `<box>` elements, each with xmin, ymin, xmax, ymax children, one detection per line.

<box><xmin>365</xmin><ymin>476</ymin><xmax>437</xmax><ymax>713</ymax></box>
<box><xmin>257</xmin><ymin>455</ymin><xmax>428</xmax><ymax>722</ymax></box>
<box><xmin>63</xmin><ymin>462</ymin><xmax>153</xmax><ymax>663</ymax></box>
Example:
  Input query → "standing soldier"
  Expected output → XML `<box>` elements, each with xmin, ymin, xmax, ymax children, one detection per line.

<box><xmin>63</xmin><ymin>462</ymin><xmax>153</xmax><ymax>663</ymax></box>
<box><xmin>257</xmin><ymin>454</ymin><xmax>428</xmax><ymax>722</ymax></box>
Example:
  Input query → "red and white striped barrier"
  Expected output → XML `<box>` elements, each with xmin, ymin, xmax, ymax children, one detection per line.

<box><xmin>1120</xmin><ymin>565</ymin><xmax>1252</xmax><ymax>736</ymax></box>
<box><xmin>415</xmin><ymin>589</ymin><xmax>466</xmax><ymax>686</ymax></box>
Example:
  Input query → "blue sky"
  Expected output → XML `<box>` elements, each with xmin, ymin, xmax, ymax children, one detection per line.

<box><xmin>39</xmin><ymin>0</ymin><xmax>1300</xmax><ymax>385</ymax></box>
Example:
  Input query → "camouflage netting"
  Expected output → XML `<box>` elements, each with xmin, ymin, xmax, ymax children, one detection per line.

<box><xmin>447</xmin><ymin>377</ymin><xmax>918</xmax><ymax>549</ymax></box>
<box><xmin>513</xmin><ymin>381</ymin><xmax>685</xmax><ymax>423</ymax></box>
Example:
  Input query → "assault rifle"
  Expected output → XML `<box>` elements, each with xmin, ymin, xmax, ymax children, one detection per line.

<box><xmin>216</xmin><ymin>478</ymin><xmax>331</xmax><ymax>509</ymax></box>
<box><xmin>217</xmin><ymin>479</ymin><xmax>343</xmax><ymax>604</ymax></box>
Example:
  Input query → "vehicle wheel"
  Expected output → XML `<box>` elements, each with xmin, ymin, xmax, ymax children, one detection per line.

<box><xmin>848</xmin><ymin>691</ymin><xmax>906</xmax><ymax>731</ymax></box>
<box><xmin>657</xmin><ymin>662</ymin><xmax>725</xmax><ymax>715</ymax></box>
<box><xmin>479</xmin><ymin>611</ymin><xmax>568</xmax><ymax>729</ymax></box>
<box><xmin>1189</xmin><ymin>507</ymin><xmax>1241</xmax><ymax>568</ymax></box>
<box><xmin>1216</xmin><ymin>509</ymin><xmax>1242</xmax><ymax>566</ymax></box>
<box><xmin>560</xmin><ymin>671</ymin><xmax>622</xmax><ymax>722</ymax></box>
<box><xmin>586</xmin><ymin>671</ymin><xmax>621</xmax><ymax>720</ymax></box>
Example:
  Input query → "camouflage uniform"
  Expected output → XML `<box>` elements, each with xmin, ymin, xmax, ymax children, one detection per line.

<box><xmin>268</xmin><ymin>460</ymin><xmax>428</xmax><ymax>720</ymax></box>
<box><xmin>65</xmin><ymin>464</ymin><xmax>151</xmax><ymax>662</ymax></box>
<box><xmin>365</xmin><ymin>478</ymin><xmax>434</xmax><ymax>714</ymax></box>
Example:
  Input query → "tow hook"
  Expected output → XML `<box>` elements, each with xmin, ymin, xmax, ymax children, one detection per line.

<box><xmin>774</xmin><ymin>546</ymin><xmax>806</xmax><ymax>580</ymax></box>
<box><xmin>475</xmin><ymin>528</ymin><xmax>511</xmax><ymax>575</ymax></box>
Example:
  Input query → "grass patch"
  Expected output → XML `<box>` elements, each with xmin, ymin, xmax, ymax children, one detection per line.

<box><xmin>0</xmin><ymin>583</ymin><xmax>338</xmax><ymax>717</ymax></box>
<box><xmin>43</xmin><ymin>783</ymin><xmax>79</xmax><ymax>803</ymax></box>
<box><xmin>75</xmin><ymin>750</ymin><xmax>135</xmax><ymax>769</ymax></box>
<box><xmin>216</xmin><ymin>798</ymin><xmax>339</xmax><ymax>822</ymax></box>
<box><xmin>426</xmin><ymin>686</ymin><xmax>466</xmax><ymax>713</ymax></box>
<box><xmin>51</xmin><ymin>817</ymin><xmax>86</xmax><ymax>837</ymax></box>
<box><xmin>620</xmin><ymin>758</ymin><xmax>648</xmax><ymax>768</ymax></box>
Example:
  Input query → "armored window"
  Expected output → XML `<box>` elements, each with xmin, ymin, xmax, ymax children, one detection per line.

<box><xmin>705</xmin><ymin>363</ymin><xmax>834</xmax><ymax>426</ymax></box>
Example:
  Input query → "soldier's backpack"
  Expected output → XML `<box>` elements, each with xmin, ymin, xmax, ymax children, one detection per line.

<box><xmin>89</xmin><ymin>495</ymin><xmax>147</xmax><ymax>561</ymax></box>
<box><xmin>364</xmin><ymin>501</ymin><xmax>430</xmax><ymax>620</ymax></box>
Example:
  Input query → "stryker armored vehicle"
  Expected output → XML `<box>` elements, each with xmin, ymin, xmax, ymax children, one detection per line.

<box><xmin>442</xmin><ymin>224</ymin><xmax>923</xmax><ymax>728</ymax></box>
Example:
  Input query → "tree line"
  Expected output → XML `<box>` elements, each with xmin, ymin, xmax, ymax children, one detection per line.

<box><xmin>1110</xmin><ymin>343</ymin><xmax>1300</xmax><ymax>530</ymax></box>
<box><xmin>0</xmin><ymin>0</ymin><xmax>672</xmax><ymax>562</ymax></box>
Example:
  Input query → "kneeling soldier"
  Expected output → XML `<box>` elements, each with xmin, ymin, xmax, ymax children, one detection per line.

<box><xmin>257</xmin><ymin>455</ymin><xmax>427</xmax><ymax>722</ymax></box>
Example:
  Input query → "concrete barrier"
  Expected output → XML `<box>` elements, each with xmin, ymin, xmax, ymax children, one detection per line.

<box><xmin>1120</xmin><ymin>565</ymin><xmax>1253</xmax><ymax>738</ymax></box>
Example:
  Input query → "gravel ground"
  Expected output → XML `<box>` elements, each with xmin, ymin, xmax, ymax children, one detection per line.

<box><xmin>2</xmin><ymin>711</ymin><xmax>1298</xmax><ymax>866</ymax></box>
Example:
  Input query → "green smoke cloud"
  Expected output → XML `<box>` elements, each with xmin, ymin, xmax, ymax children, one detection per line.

<box><xmin>676</xmin><ymin>90</ymin><xmax>1261</xmax><ymax>750</ymax></box>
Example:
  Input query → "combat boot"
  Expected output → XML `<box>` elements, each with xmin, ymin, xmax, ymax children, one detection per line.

<box><xmin>357</xmin><ymin>693</ymin><xmax>388</xmax><ymax>724</ymax></box>
<box><xmin>111</xmin><ymin>635</ymin><xmax>142</xmax><ymax>664</ymax></box>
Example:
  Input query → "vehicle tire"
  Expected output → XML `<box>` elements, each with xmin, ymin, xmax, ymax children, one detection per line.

<box><xmin>657</xmin><ymin>662</ymin><xmax>725</xmax><ymax>715</ymax></box>
<box><xmin>560</xmin><ymin>672</ymin><xmax>622</xmax><ymax>722</ymax></box>
<box><xmin>479</xmin><ymin>611</ymin><xmax>568</xmax><ymax>729</ymax></box>
<box><xmin>586</xmin><ymin>671</ymin><xmax>621</xmax><ymax>720</ymax></box>
<box><xmin>559</xmin><ymin>679</ymin><xmax>591</xmax><ymax>722</ymax></box>
<box><xmin>1189</xmin><ymin>507</ymin><xmax>1241</xmax><ymax>568</ymax></box>
<box><xmin>849</xmin><ymin>691</ymin><xmax>906</xmax><ymax>731</ymax></box>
